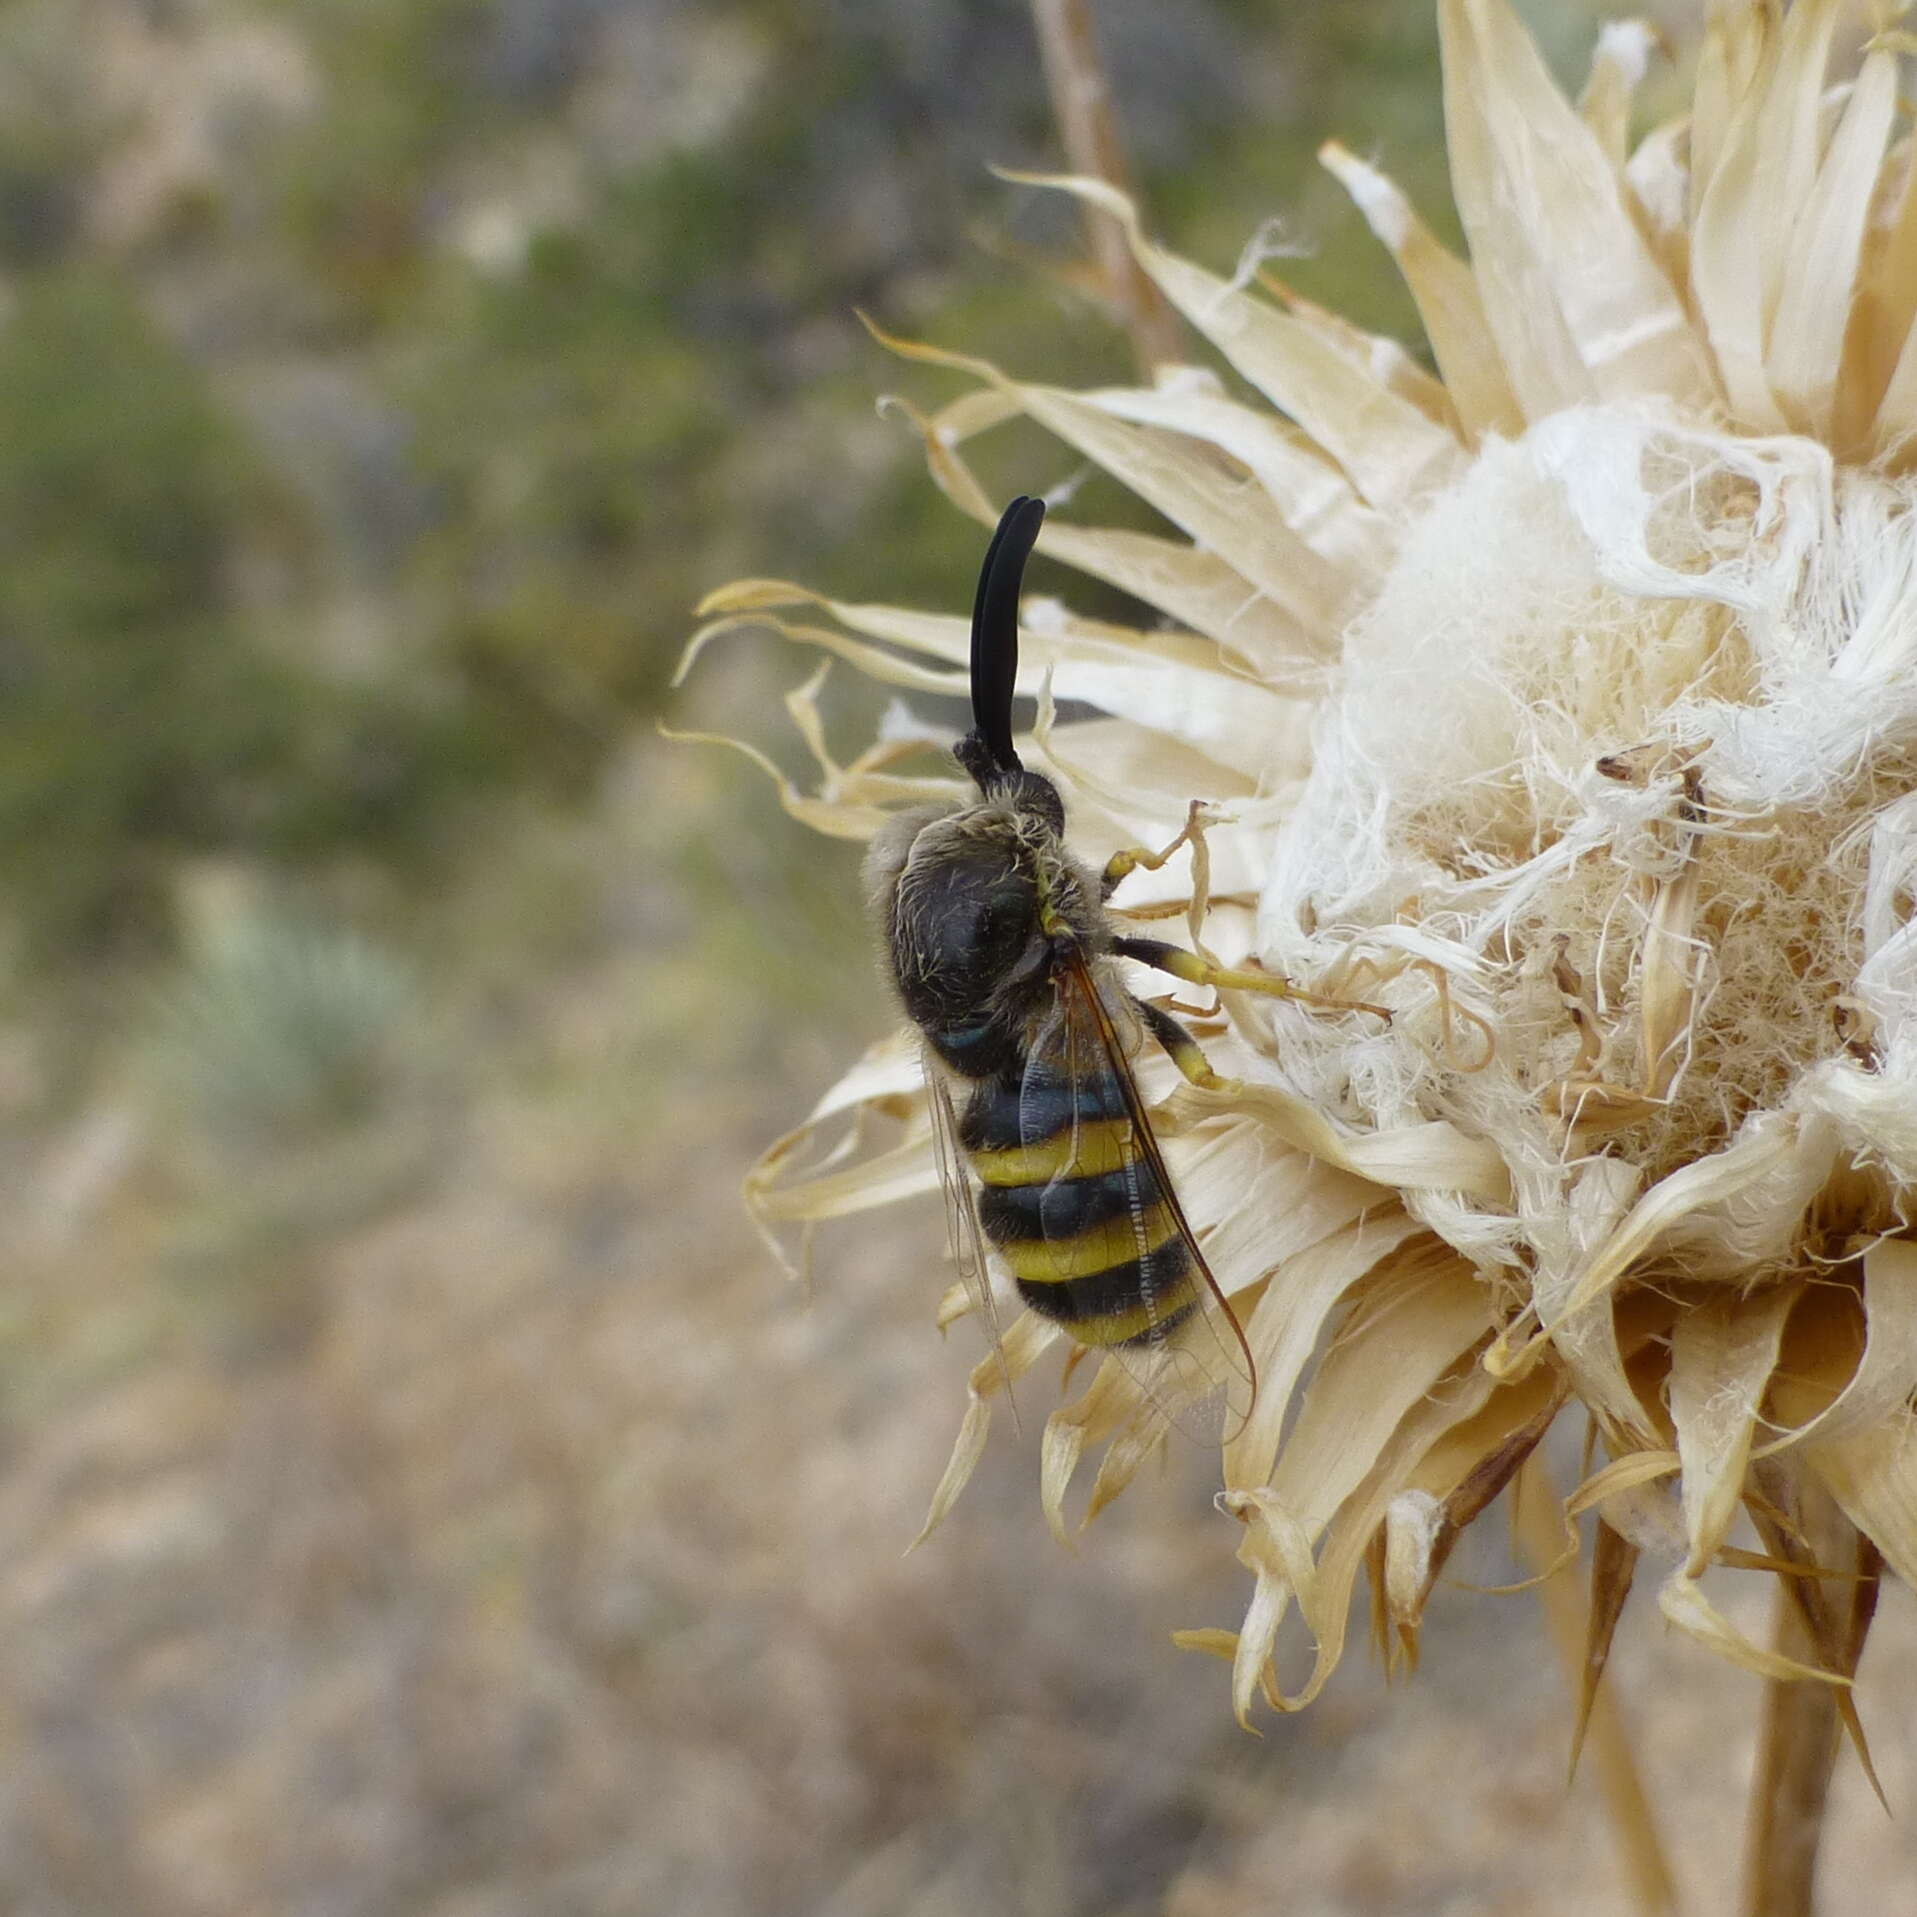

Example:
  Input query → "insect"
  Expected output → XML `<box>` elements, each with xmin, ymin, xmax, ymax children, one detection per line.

<box><xmin>864</xmin><ymin>496</ymin><xmax>1377</xmax><ymax>1428</ymax></box>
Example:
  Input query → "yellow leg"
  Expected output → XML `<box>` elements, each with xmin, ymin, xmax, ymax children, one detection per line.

<box><xmin>1135</xmin><ymin>995</ymin><xmax>1229</xmax><ymax>1088</ymax></box>
<box><xmin>1100</xmin><ymin>801</ymin><xmax>1217</xmax><ymax>899</ymax></box>
<box><xmin>1116</xmin><ymin>936</ymin><xmax>1391</xmax><ymax>1023</ymax></box>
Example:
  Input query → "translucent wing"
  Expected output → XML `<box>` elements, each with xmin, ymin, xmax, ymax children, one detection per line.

<box><xmin>923</xmin><ymin>1046</ymin><xmax>1017</xmax><ymax>1403</ymax></box>
<box><xmin>1017</xmin><ymin>950</ymin><xmax>1257</xmax><ymax>1443</ymax></box>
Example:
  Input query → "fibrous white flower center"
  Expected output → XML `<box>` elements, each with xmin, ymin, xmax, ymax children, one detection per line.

<box><xmin>1267</xmin><ymin>405</ymin><xmax>1917</xmax><ymax>1238</ymax></box>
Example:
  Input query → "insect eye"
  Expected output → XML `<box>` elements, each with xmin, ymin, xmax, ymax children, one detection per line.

<box><xmin>981</xmin><ymin>886</ymin><xmax>1031</xmax><ymax>950</ymax></box>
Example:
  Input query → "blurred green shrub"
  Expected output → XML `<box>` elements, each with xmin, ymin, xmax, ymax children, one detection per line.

<box><xmin>144</xmin><ymin>875</ymin><xmax>417</xmax><ymax>1157</ymax></box>
<box><xmin>0</xmin><ymin>269</ymin><xmax>523</xmax><ymax>959</ymax></box>
<box><xmin>0</xmin><ymin>270</ymin><xmax>313</xmax><ymax>953</ymax></box>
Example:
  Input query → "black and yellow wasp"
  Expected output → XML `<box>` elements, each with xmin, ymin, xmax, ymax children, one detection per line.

<box><xmin>865</xmin><ymin>496</ymin><xmax>1364</xmax><ymax>1425</ymax></box>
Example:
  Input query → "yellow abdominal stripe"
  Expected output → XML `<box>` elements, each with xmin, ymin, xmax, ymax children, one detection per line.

<box><xmin>969</xmin><ymin>1118</ymin><xmax>1136</xmax><ymax>1185</ymax></box>
<box><xmin>1065</xmin><ymin>1291</ymin><xmax>1195</xmax><ymax>1347</ymax></box>
<box><xmin>996</xmin><ymin>1206</ymin><xmax>1179</xmax><ymax>1283</ymax></box>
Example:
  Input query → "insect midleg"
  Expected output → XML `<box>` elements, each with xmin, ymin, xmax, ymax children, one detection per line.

<box><xmin>1112</xmin><ymin>935</ymin><xmax>1391</xmax><ymax>1022</ymax></box>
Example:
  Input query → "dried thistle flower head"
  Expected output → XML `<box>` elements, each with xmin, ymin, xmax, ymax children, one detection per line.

<box><xmin>685</xmin><ymin>0</ymin><xmax>1917</xmax><ymax>1750</ymax></box>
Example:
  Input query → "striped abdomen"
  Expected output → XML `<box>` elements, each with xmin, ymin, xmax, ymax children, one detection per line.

<box><xmin>956</xmin><ymin>1053</ymin><xmax>1196</xmax><ymax>1348</ymax></box>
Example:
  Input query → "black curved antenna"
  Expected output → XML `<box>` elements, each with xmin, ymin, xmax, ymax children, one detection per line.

<box><xmin>958</xmin><ymin>494</ymin><xmax>1045</xmax><ymax>789</ymax></box>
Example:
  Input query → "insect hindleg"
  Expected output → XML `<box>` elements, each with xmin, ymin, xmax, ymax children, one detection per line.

<box><xmin>1113</xmin><ymin>936</ymin><xmax>1390</xmax><ymax>1022</ymax></box>
<box><xmin>1134</xmin><ymin>996</ymin><xmax>1227</xmax><ymax>1089</ymax></box>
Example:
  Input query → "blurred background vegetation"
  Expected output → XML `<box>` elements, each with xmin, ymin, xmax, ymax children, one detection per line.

<box><xmin>5</xmin><ymin>1</ymin><xmax>1912</xmax><ymax>1912</ymax></box>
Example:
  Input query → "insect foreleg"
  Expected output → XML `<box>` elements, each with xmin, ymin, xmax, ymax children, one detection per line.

<box><xmin>1113</xmin><ymin>936</ymin><xmax>1391</xmax><ymax>1023</ymax></box>
<box><xmin>1099</xmin><ymin>801</ymin><xmax>1215</xmax><ymax>901</ymax></box>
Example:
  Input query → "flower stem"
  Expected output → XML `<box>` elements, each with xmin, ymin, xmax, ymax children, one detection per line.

<box><xmin>1740</xmin><ymin>1534</ymin><xmax>1847</xmax><ymax>1917</ymax></box>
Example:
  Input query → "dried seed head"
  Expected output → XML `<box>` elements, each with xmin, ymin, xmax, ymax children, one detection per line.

<box><xmin>690</xmin><ymin>0</ymin><xmax>1917</xmax><ymax>1726</ymax></box>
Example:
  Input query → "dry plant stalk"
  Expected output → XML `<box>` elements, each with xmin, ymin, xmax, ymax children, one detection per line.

<box><xmin>1028</xmin><ymin>0</ymin><xmax>1185</xmax><ymax>374</ymax></box>
<box><xmin>684</xmin><ymin>4</ymin><xmax>1917</xmax><ymax>1910</ymax></box>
